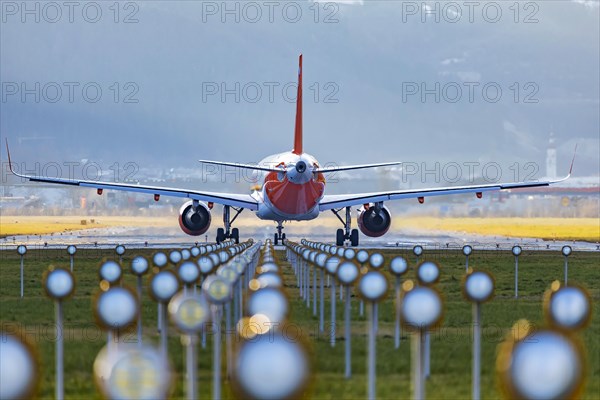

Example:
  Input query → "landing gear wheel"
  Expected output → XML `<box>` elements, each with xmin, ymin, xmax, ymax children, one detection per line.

<box><xmin>350</xmin><ymin>229</ymin><xmax>359</xmax><ymax>247</ymax></box>
<box><xmin>274</xmin><ymin>233</ymin><xmax>279</xmax><ymax>246</ymax></box>
<box><xmin>274</xmin><ymin>221</ymin><xmax>284</xmax><ymax>246</ymax></box>
<box><xmin>231</xmin><ymin>228</ymin><xmax>240</xmax><ymax>244</ymax></box>
<box><xmin>216</xmin><ymin>228</ymin><xmax>225</xmax><ymax>244</ymax></box>
<box><xmin>336</xmin><ymin>229</ymin><xmax>345</xmax><ymax>246</ymax></box>
<box><xmin>220</xmin><ymin>205</ymin><xmax>244</xmax><ymax>245</ymax></box>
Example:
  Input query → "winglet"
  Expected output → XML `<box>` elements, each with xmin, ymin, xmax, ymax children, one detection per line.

<box><xmin>569</xmin><ymin>144</ymin><xmax>577</xmax><ymax>175</ymax></box>
<box><xmin>550</xmin><ymin>144</ymin><xmax>577</xmax><ymax>184</ymax></box>
<box><xmin>292</xmin><ymin>54</ymin><xmax>303</xmax><ymax>155</ymax></box>
<box><xmin>5</xmin><ymin>139</ymin><xmax>26</xmax><ymax>179</ymax></box>
<box><xmin>5</xmin><ymin>138</ymin><xmax>15</xmax><ymax>174</ymax></box>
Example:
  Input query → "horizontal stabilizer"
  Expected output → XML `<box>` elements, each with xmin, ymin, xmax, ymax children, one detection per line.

<box><xmin>198</xmin><ymin>160</ymin><xmax>283</xmax><ymax>173</ymax></box>
<box><xmin>315</xmin><ymin>162</ymin><xmax>402</xmax><ymax>173</ymax></box>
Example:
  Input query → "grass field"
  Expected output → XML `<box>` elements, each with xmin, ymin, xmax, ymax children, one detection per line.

<box><xmin>1</xmin><ymin>215</ymin><xmax>599</xmax><ymax>242</ymax></box>
<box><xmin>0</xmin><ymin>246</ymin><xmax>598</xmax><ymax>399</ymax></box>
<box><xmin>393</xmin><ymin>217</ymin><xmax>600</xmax><ymax>243</ymax></box>
<box><xmin>0</xmin><ymin>216</ymin><xmax>174</xmax><ymax>237</ymax></box>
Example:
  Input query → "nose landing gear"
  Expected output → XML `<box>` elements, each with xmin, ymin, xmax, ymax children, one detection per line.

<box><xmin>274</xmin><ymin>221</ymin><xmax>286</xmax><ymax>245</ymax></box>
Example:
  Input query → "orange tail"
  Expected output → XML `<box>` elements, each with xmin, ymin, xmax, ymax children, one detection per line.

<box><xmin>292</xmin><ymin>54</ymin><xmax>303</xmax><ymax>155</ymax></box>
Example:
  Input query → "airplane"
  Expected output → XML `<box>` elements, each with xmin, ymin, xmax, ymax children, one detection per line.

<box><xmin>5</xmin><ymin>55</ymin><xmax>575</xmax><ymax>246</ymax></box>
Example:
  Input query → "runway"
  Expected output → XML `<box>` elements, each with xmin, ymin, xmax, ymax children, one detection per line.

<box><xmin>2</xmin><ymin>224</ymin><xmax>598</xmax><ymax>252</ymax></box>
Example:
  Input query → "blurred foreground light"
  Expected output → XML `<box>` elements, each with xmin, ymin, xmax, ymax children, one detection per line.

<box><xmin>168</xmin><ymin>292</ymin><xmax>210</xmax><ymax>333</ymax></box>
<box><xmin>178</xmin><ymin>261</ymin><xmax>200</xmax><ymax>285</ymax></box>
<box><xmin>416</xmin><ymin>261</ymin><xmax>440</xmax><ymax>285</ymax></box>
<box><xmin>0</xmin><ymin>332</ymin><xmax>38</xmax><ymax>400</ymax></box>
<box><xmin>169</xmin><ymin>250</ymin><xmax>182</xmax><ymax>265</ymax></box>
<box><xmin>202</xmin><ymin>276</ymin><xmax>231</xmax><ymax>304</ymax></box>
<box><xmin>463</xmin><ymin>271</ymin><xmax>495</xmax><ymax>303</ymax></box>
<box><xmin>412</xmin><ymin>245</ymin><xmax>423</xmax><ymax>257</ymax></box>
<box><xmin>248</xmin><ymin>279</ymin><xmax>261</xmax><ymax>291</ymax></box>
<box><xmin>44</xmin><ymin>268</ymin><xmax>75</xmax><ymax>300</ymax></box>
<box><xmin>462</xmin><ymin>245</ymin><xmax>473</xmax><ymax>256</ymax></box>
<box><xmin>150</xmin><ymin>270</ymin><xmax>180</xmax><ymax>303</ymax></box>
<box><xmin>217</xmin><ymin>266</ymin><xmax>238</xmax><ymax>285</ymax></box>
<box><xmin>247</xmin><ymin>314</ymin><xmax>272</xmax><ymax>337</ymax></box>
<box><xmin>368</xmin><ymin>253</ymin><xmax>384</xmax><ymax>269</ymax></box>
<box><xmin>233</xmin><ymin>333</ymin><xmax>310</xmax><ymax>399</ymax></box>
<box><xmin>325</xmin><ymin>256</ymin><xmax>340</xmax><ymax>275</ymax></box>
<box><xmin>498</xmin><ymin>330</ymin><xmax>584</xmax><ymax>400</ymax></box>
<box><xmin>197</xmin><ymin>256</ymin><xmax>215</xmax><ymax>275</ymax></box>
<box><xmin>256</xmin><ymin>272</ymin><xmax>283</xmax><ymax>289</ymax></box>
<box><xmin>218</xmin><ymin>250</ymin><xmax>230</xmax><ymax>264</ymax></box>
<box><xmin>152</xmin><ymin>252</ymin><xmax>168</xmax><ymax>268</ymax></box>
<box><xmin>99</xmin><ymin>261</ymin><xmax>122</xmax><ymax>284</ymax></box>
<box><xmin>260</xmin><ymin>262</ymin><xmax>279</xmax><ymax>273</ymax></box>
<box><xmin>545</xmin><ymin>284</ymin><xmax>591</xmax><ymax>331</ymax></box>
<box><xmin>130</xmin><ymin>256</ymin><xmax>149</xmax><ymax>276</ymax></box>
<box><xmin>343</xmin><ymin>248</ymin><xmax>356</xmax><ymax>260</ymax></box>
<box><xmin>512</xmin><ymin>245</ymin><xmax>522</xmax><ymax>257</ymax></box>
<box><xmin>246</xmin><ymin>288</ymin><xmax>289</xmax><ymax>329</ymax></box>
<box><xmin>389</xmin><ymin>256</ymin><xmax>408</xmax><ymax>276</ymax></box>
<box><xmin>337</xmin><ymin>261</ymin><xmax>359</xmax><ymax>285</ymax></box>
<box><xmin>315</xmin><ymin>253</ymin><xmax>328</xmax><ymax>268</ymax></box>
<box><xmin>358</xmin><ymin>270</ymin><xmax>388</xmax><ymax>302</ymax></box>
<box><xmin>95</xmin><ymin>287</ymin><xmax>139</xmax><ymax>330</ymax></box>
<box><xmin>94</xmin><ymin>344</ymin><xmax>172</xmax><ymax>400</ymax></box>
<box><xmin>401</xmin><ymin>285</ymin><xmax>443</xmax><ymax>330</ymax></box>
<box><xmin>209</xmin><ymin>253</ymin><xmax>221</xmax><ymax>268</ymax></box>
<box><xmin>356</xmin><ymin>250</ymin><xmax>369</xmax><ymax>264</ymax></box>
<box><xmin>115</xmin><ymin>245</ymin><xmax>125</xmax><ymax>256</ymax></box>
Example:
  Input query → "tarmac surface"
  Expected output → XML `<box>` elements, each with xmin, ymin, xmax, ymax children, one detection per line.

<box><xmin>2</xmin><ymin>224</ymin><xmax>598</xmax><ymax>252</ymax></box>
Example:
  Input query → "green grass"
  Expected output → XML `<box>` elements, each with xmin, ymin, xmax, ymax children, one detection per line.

<box><xmin>1</xmin><ymin>247</ymin><xmax>598</xmax><ymax>399</ymax></box>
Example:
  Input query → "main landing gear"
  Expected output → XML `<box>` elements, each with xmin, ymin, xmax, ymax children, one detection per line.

<box><xmin>216</xmin><ymin>205</ymin><xmax>244</xmax><ymax>244</ymax></box>
<box><xmin>274</xmin><ymin>221</ymin><xmax>286</xmax><ymax>245</ymax></box>
<box><xmin>332</xmin><ymin>206</ymin><xmax>359</xmax><ymax>247</ymax></box>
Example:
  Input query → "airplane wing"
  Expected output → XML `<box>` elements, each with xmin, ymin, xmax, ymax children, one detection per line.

<box><xmin>319</xmin><ymin>176</ymin><xmax>571</xmax><ymax>211</ymax></box>
<box><xmin>6</xmin><ymin>141</ymin><xmax>259</xmax><ymax>210</ymax></box>
<box><xmin>319</xmin><ymin>148</ymin><xmax>577</xmax><ymax>211</ymax></box>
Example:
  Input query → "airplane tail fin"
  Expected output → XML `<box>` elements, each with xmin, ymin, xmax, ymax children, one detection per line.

<box><xmin>292</xmin><ymin>54</ymin><xmax>303</xmax><ymax>155</ymax></box>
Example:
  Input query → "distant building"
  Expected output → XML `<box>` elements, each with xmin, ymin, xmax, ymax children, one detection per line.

<box><xmin>546</xmin><ymin>131</ymin><xmax>557</xmax><ymax>179</ymax></box>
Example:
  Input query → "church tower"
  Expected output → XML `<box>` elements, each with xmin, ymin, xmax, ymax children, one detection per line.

<box><xmin>546</xmin><ymin>131</ymin><xmax>557</xmax><ymax>179</ymax></box>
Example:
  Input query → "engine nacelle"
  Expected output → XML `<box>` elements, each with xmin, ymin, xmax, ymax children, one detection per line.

<box><xmin>357</xmin><ymin>204</ymin><xmax>392</xmax><ymax>237</ymax></box>
<box><xmin>178</xmin><ymin>201</ymin><xmax>211</xmax><ymax>236</ymax></box>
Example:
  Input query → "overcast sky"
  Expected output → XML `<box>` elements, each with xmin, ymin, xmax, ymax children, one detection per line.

<box><xmin>2</xmin><ymin>0</ymin><xmax>599</xmax><ymax>182</ymax></box>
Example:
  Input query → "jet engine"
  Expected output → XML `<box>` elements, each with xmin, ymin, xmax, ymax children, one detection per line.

<box><xmin>357</xmin><ymin>204</ymin><xmax>391</xmax><ymax>237</ymax></box>
<box><xmin>178</xmin><ymin>201</ymin><xmax>211</xmax><ymax>236</ymax></box>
